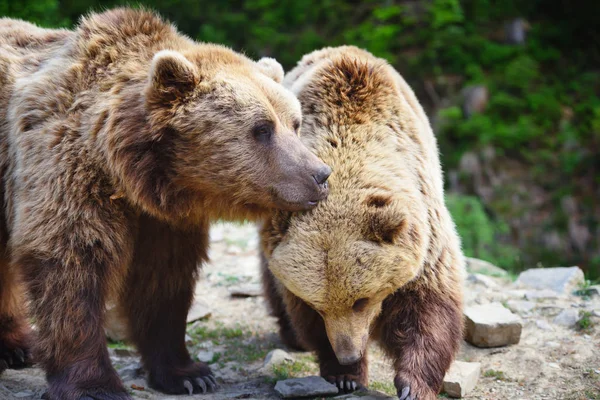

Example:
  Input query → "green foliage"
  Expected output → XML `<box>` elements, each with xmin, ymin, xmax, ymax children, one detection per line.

<box><xmin>447</xmin><ymin>194</ymin><xmax>519</xmax><ymax>271</ymax></box>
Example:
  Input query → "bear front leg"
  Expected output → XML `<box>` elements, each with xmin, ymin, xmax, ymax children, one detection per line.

<box><xmin>378</xmin><ymin>286</ymin><xmax>463</xmax><ymax>400</ymax></box>
<box><xmin>122</xmin><ymin>215</ymin><xmax>216</xmax><ymax>395</ymax></box>
<box><xmin>284</xmin><ymin>292</ymin><xmax>367</xmax><ymax>393</ymax></box>
<box><xmin>17</xmin><ymin>248</ymin><xmax>131</xmax><ymax>400</ymax></box>
<box><xmin>260</xmin><ymin>253</ymin><xmax>306</xmax><ymax>351</ymax></box>
<box><xmin>0</xmin><ymin>257</ymin><xmax>32</xmax><ymax>374</ymax></box>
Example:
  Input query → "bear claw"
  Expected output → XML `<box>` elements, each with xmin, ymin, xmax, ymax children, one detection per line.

<box><xmin>182</xmin><ymin>375</ymin><xmax>217</xmax><ymax>395</ymax></box>
<box><xmin>326</xmin><ymin>375</ymin><xmax>359</xmax><ymax>394</ymax></box>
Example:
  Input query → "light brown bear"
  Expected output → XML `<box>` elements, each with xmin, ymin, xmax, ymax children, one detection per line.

<box><xmin>261</xmin><ymin>46</ymin><xmax>464</xmax><ymax>400</ymax></box>
<box><xmin>0</xmin><ymin>8</ymin><xmax>331</xmax><ymax>400</ymax></box>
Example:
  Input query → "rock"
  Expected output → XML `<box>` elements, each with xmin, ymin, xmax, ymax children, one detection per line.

<box><xmin>553</xmin><ymin>309</ymin><xmax>579</xmax><ymax>327</ymax></box>
<box><xmin>274</xmin><ymin>376</ymin><xmax>338</xmax><ymax>398</ymax></box>
<box><xmin>535</xmin><ymin>320</ymin><xmax>553</xmax><ymax>331</ymax></box>
<box><xmin>585</xmin><ymin>285</ymin><xmax>600</xmax><ymax>296</ymax></box>
<box><xmin>260</xmin><ymin>349</ymin><xmax>294</xmax><ymax>376</ymax></box>
<box><xmin>187</xmin><ymin>300</ymin><xmax>212</xmax><ymax>323</ymax></box>
<box><xmin>333</xmin><ymin>388</ymin><xmax>395</xmax><ymax>399</ymax></box>
<box><xmin>104</xmin><ymin>303</ymin><xmax>128</xmax><ymax>342</ymax></box>
<box><xmin>461</xmin><ymin>86</ymin><xmax>489</xmax><ymax>118</ymax></box>
<box><xmin>117</xmin><ymin>363</ymin><xmax>142</xmax><ymax>380</ymax></box>
<box><xmin>506</xmin><ymin>300</ymin><xmax>536</xmax><ymax>314</ymax></box>
<box><xmin>442</xmin><ymin>361</ymin><xmax>481</xmax><ymax>398</ymax></box>
<box><xmin>13</xmin><ymin>391</ymin><xmax>36</xmax><ymax>398</ymax></box>
<box><xmin>114</xmin><ymin>348</ymin><xmax>137</xmax><ymax>357</ymax></box>
<box><xmin>197</xmin><ymin>350</ymin><xmax>215</xmax><ymax>363</ymax></box>
<box><xmin>516</xmin><ymin>266</ymin><xmax>584</xmax><ymax>294</ymax></box>
<box><xmin>229</xmin><ymin>283</ymin><xmax>263</xmax><ymax>297</ymax></box>
<box><xmin>465</xmin><ymin>257</ymin><xmax>508</xmax><ymax>277</ymax></box>
<box><xmin>263</xmin><ymin>349</ymin><xmax>293</xmax><ymax>368</ymax></box>
<box><xmin>467</xmin><ymin>273</ymin><xmax>499</xmax><ymax>288</ymax></box>
<box><xmin>524</xmin><ymin>289</ymin><xmax>559</xmax><ymax>300</ymax></box>
<box><xmin>464</xmin><ymin>303</ymin><xmax>522</xmax><ymax>347</ymax></box>
<box><xmin>504</xmin><ymin>18</ymin><xmax>528</xmax><ymax>44</ymax></box>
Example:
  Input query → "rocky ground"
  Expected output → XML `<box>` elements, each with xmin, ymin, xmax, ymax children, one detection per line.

<box><xmin>1</xmin><ymin>222</ymin><xmax>599</xmax><ymax>399</ymax></box>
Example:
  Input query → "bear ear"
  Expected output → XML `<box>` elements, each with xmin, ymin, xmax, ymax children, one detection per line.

<box><xmin>149</xmin><ymin>50</ymin><xmax>199</xmax><ymax>99</ymax></box>
<box><xmin>256</xmin><ymin>57</ymin><xmax>284</xmax><ymax>83</ymax></box>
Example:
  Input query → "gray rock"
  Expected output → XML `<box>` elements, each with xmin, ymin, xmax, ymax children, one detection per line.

<box><xmin>104</xmin><ymin>303</ymin><xmax>128</xmax><ymax>342</ymax></box>
<box><xmin>187</xmin><ymin>300</ymin><xmax>212</xmax><ymax>323</ymax></box>
<box><xmin>260</xmin><ymin>349</ymin><xmax>294</xmax><ymax>376</ymax></box>
<box><xmin>333</xmin><ymin>388</ymin><xmax>395</xmax><ymax>399</ymax></box>
<box><xmin>117</xmin><ymin>363</ymin><xmax>142</xmax><ymax>380</ymax></box>
<box><xmin>467</xmin><ymin>273</ymin><xmax>499</xmax><ymax>288</ymax></box>
<box><xmin>524</xmin><ymin>289</ymin><xmax>560</xmax><ymax>300</ymax></box>
<box><xmin>535</xmin><ymin>320</ymin><xmax>553</xmax><ymax>331</ymax></box>
<box><xmin>274</xmin><ymin>376</ymin><xmax>338</xmax><ymax>398</ymax></box>
<box><xmin>13</xmin><ymin>391</ymin><xmax>36</xmax><ymax>398</ymax></box>
<box><xmin>516</xmin><ymin>266</ymin><xmax>584</xmax><ymax>294</ymax></box>
<box><xmin>465</xmin><ymin>257</ymin><xmax>508</xmax><ymax>277</ymax></box>
<box><xmin>229</xmin><ymin>283</ymin><xmax>263</xmax><ymax>297</ymax></box>
<box><xmin>197</xmin><ymin>350</ymin><xmax>215</xmax><ymax>363</ymax></box>
<box><xmin>442</xmin><ymin>361</ymin><xmax>481</xmax><ymax>398</ymax></box>
<box><xmin>506</xmin><ymin>300</ymin><xmax>536</xmax><ymax>314</ymax></box>
<box><xmin>114</xmin><ymin>348</ymin><xmax>137</xmax><ymax>357</ymax></box>
<box><xmin>553</xmin><ymin>309</ymin><xmax>579</xmax><ymax>327</ymax></box>
<box><xmin>464</xmin><ymin>303</ymin><xmax>522</xmax><ymax>347</ymax></box>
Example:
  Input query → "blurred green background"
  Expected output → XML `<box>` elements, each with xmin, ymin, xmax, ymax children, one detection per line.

<box><xmin>1</xmin><ymin>0</ymin><xmax>599</xmax><ymax>278</ymax></box>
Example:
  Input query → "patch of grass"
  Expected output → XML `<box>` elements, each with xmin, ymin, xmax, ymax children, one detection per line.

<box><xmin>370</xmin><ymin>381</ymin><xmax>396</xmax><ymax>396</ymax></box>
<box><xmin>483</xmin><ymin>369</ymin><xmax>508</xmax><ymax>381</ymax></box>
<box><xmin>574</xmin><ymin>279</ymin><xmax>598</xmax><ymax>299</ymax></box>
<box><xmin>577</xmin><ymin>311</ymin><xmax>594</xmax><ymax>332</ymax></box>
<box><xmin>107</xmin><ymin>340</ymin><xmax>129</xmax><ymax>349</ymax></box>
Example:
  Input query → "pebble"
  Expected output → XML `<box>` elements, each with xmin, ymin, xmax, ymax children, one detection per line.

<box><xmin>553</xmin><ymin>309</ymin><xmax>579</xmax><ymax>327</ymax></box>
<box><xmin>535</xmin><ymin>320</ymin><xmax>553</xmax><ymax>331</ymax></box>
<box><xmin>229</xmin><ymin>283</ymin><xmax>263</xmax><ymax>297</ymax></box>
<box><xmin>507</xmin><ymin>300</ymin><xmax>536</xmax><ymax>314</ymax></box>
<box><xmin>465</xmin><ymin>257</ymin><xmax>508</xmax><ymax>277</ymax></box>
<box><xmin>442</xmin><ymin>361</ymin><xmax>481</xmax><ymax>398</ymax></box>
<box><xmin>464</xmin><ymin>303</ymin><xmax>522</xmax><ymax>347</ymax></box>
<box><xmin>274</xmin><ymin>376</ymin><xmax>338</xmax><ymax>398</ymax></box>
<box><xmin>197</xmin><ymin>350</ymin><xmax>215</xmax><ymax>363</ymax></box>
<box><xmin>187</xmin><ymin>300</ymin><xmax>212</xmax><ymax>323</ymax></box>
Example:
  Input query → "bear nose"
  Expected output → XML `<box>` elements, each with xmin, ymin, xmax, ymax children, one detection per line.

<box><xmin>313</xmin><ymin>165</ymin><xmax>332</xmax><ymax>185</ymax></box>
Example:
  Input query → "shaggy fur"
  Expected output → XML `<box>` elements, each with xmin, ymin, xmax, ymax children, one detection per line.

<box><xmin>0</xmin><ymin>9</ymin><xmax>330</xmax><ymax>400</ymax></box>
<box><xmin>261</xmin><ymin>46</ymin><xmax>465</xmax><ymax>400</ymax></box>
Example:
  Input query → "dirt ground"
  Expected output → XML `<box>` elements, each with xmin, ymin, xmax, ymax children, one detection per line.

<box><xmin>0</xmin><ymin>222</ymin><xmax>598</xmax><ymax>400</ymax></box>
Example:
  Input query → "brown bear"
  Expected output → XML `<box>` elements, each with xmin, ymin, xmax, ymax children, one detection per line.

<box><xmin>0</xmin><ymin>8</ymin><xmax>331</xmax><ymax>400</ymax></box>
<box><xmin>260</xmin><ymin>46</ymin><xmax>464</xmax><ymax>400</ymax></box>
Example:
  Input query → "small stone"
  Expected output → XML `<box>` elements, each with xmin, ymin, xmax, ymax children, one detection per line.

<box><xmin>535</xmin><ymin>320</ymin><xmax>553</xmax><ymax>331</ymax></box>
<box><xmin>467</xmin><ymin>273</ymin><xmax>499</xmax><ymax>288</ymax></box>
<box><xmin>274</xmin><ymin>376</ymin><xmax>338</xmax><ymax>398</ymax></box>
<box><xmin>553</xmin><ymin>309</ymin><xmax>579</xmax><ymax>327</ymax></box>
<box><xmin>524</xmin><ymin>289</ymin><xmax>560</xmax><ymax>300</ymax></box>
<box><xmin>464</xmin><ymin>303</ymin><xmax>522</xmax><ymax>347</ymax></box>
<box><xmin>104</xmin><ymin>303</ymin><xmax>128</xmax><ymax>342</ymax></box>
<box><xmin>13</xmin><ymin>391</ymin><xmax>35</xmax><ymax>398</ymax></box>
<box><xmin>187</xmin><ymin>300</ymin><xmax>212</xmax><ymax>323</ymax></box>
<box><xmin>465</xmin><ymin>257</ymin><xmax>508</xmax><ymax>277</ymax></box>
<box><xmin>260</xmin><ymin>349</ymin><xmax>294</xmax><ymax>376</ymax></box>
<box><xmin>118</xmin><ymin>363</ymin><xmax>142</xmax><ymax>380</ymax></box>
<box><xmin>506</xmin><ymin>300</ymin><xmax>536</xmax><ymax>314</ymax></box>
<box><xmin>114</xmin><ymin>348</ymin><xmax>137</xmax><ymax>357</ymax></box>
<box><xmin>547</xmin><ymin>363</ymin><xmax>561</xmax><ymax>370</ymax></box>
<box><xmin>333</xmin><ymin>388</ymin><xmax>396</xmax><ymax>399</ymax></box>
<box><xmin>229</xmin><ymin>283</ymin><xmax>263</xmax><ymax>297</ymax></box>
<box><xmin>545</xmin><ymin>341</ymin><xmax>560</xmax><ymax>349</ymax></box>
<box><xmin>197</xmin><ymin>350</ymin><xmax>215</xmax><ymax>363</ymax></box>
<box><xmin>593</xmin><ymin>310</ymin><xmax>600</xmax><ymax>318</ymax></box>
<box><xmin>442</xmin><ymin>361</ymin><xmax>481</xmax><ymax>398</ymax></box>
<box><xmin>516</xmin><ymin>266</ymin><xmax>584</xmax><ymax>294</ymax></box>
<box><xmin>586</xmin><ymin>285</ymin><xmax>600</xmax><ymax>296</ymax></box>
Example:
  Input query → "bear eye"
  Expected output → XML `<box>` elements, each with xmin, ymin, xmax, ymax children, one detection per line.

<box><xmin>292</xmin><ymin>120</ymin><xmax>301</xmax><ymax>132</ymax></box>
<box><xmin>352</xmin><ymin>298</ymin><xmax>369</xmax><ymax>312</ymax></box>
<box><xmin>252</xmin><ymin>122</ymin><xmax>274</xmax><ymax>143</ymax></box>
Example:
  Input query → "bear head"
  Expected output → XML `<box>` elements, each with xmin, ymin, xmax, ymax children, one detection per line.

<box><xmin>113</xmin><ymin>47</ymin><xmax>331</xmax><ymax>222</ymax></box>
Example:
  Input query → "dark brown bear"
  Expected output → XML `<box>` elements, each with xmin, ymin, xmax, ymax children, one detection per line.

<box><xmin>261</xmin><ymin>47</ymin><xmax>464</xmax><ymax>400</ymax></box>
<box><xmin>0</xmin><ymin>9</ymin><xmax>330</xmax><ymax>400</ymax></box>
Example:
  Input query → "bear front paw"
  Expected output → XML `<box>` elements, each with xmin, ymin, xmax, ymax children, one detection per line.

<box><xmin>0</xmin><ymin>328</ymin><xmax>32</xmax><ymax>373</ymax></box>
<box><xmin>394</xmin><ymin>374</ymin><xmax>437</xmax><ymax>400</ymax></box>
<box><xmin>324</xmin><ymin>374</ymin><xmax>363</xmax><ymax>394</ymax></box>
<box><xmin>149</xmin><ymin>361</ymin><xmax>218</xmax><ymax>395</ymax></box>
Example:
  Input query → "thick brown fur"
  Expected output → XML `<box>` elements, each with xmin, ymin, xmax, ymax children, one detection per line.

<box><xmin>0</xmin><ymin>9</ymin><xmax>330</xmax><ymax>400</ymax></box>
<box><xmin>260</xmin><ymin>46</ymin><xmax>465</xmax><ymax>400</ymax></box>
